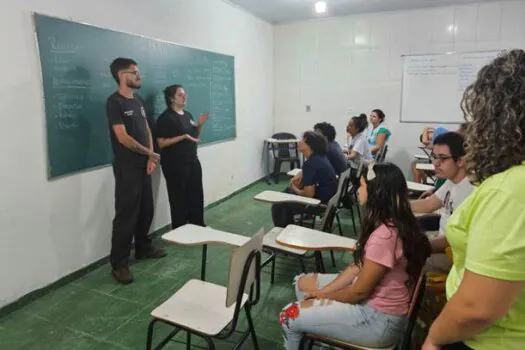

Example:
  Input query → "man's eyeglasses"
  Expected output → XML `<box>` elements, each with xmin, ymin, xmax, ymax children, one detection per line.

<box><xmin>430</xmin><ymin>153</ymin><xmax>454</xmax><ymax>162</ymax></box>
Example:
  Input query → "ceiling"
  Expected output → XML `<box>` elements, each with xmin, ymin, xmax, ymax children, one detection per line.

<box><xmin>226</xmin><ymin>0</ymin><xmax>503</xmax><ymax>24</ymax></box>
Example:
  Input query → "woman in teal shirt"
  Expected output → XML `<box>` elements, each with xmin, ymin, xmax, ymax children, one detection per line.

<box><xmin>367</xmin><ymin>109</ymin><xmax>391</xmax><ymax>155</ymax></box>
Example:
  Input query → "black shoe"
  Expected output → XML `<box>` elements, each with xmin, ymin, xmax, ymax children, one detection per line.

<box><xmin>112</xmin><ymin>267</ymin><xmax>134</xmax><ymax>285</ymax></box>
<box><xmin>136</xmin><ymin>247</ymin><xmax>167</xmax><ymax>260</ymax></box>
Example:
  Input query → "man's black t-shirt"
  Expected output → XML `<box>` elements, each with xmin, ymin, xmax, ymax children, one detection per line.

<box><xmin>156</xmin><ymin>109</ymin><xmax>199</xmax><ymax>167</ymax></box>
<box><xmin>106</xmin><ymin>92</ymin><xmax>149</xmax><ymax>168</ymax></box>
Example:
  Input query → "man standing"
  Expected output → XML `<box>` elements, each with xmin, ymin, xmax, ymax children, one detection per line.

<box><xmin>411</xmin><ymin>132</ymin><xmax>474</xmax><ymax>273</ymax></box>
<box><xmin>106</xmin><ymin>58</ymin><xmax>166</xmax><ymax>284</ymax></box>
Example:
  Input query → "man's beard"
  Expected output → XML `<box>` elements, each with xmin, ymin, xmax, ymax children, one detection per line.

<box><xmin>126</xmin><ymin>80</ymin><xmax>141</xmax><ymax>89</ymax></box>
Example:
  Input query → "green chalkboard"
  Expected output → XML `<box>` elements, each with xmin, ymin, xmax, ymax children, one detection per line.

<box><xmin>34</xmin><ymin>13</ymin><xmax>236</xmax><ymax>179</ymax></box>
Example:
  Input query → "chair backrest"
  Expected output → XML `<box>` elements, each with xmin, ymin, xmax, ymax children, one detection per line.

<box><xmin>271</xmin><ymin>132</ymin><xmax>298</xmax><ymax>159</ymax></box>
<box><xmin>375</xmin><ymin>144</ymin><xmax>389</xmax><ymax>163</ymax></box>
<box><xmin>320</xmin><ymin>195</ymin><xmax>337</xmax><ymax>233</ymax></box>
<box><xmin>399</xmin><ymin>273</ymin><xmax>427</xmax><ymax>350</ymax></box>
<box><xmin>226</xmin><ymin>228</ymin><xmax>264</xmax><ymax>308</ymax></box>
<box><xmin>321</xmin><ymin>168</ymin><xmax>351</xmax><ymax>232</ymax></box>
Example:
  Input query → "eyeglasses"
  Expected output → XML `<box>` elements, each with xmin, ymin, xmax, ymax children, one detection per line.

<box><xmin>430</xmin><ymin>153</ymin><xmax>454</xmax><ymax>162</ymax></box>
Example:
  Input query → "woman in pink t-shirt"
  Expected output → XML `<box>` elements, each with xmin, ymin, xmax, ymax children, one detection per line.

<box><xmin>280</xmin><ymin>163</ymin><xmax>431</xmax><ymax>349</ymax></box>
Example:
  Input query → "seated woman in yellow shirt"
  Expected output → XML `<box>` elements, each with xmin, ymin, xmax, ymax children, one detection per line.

<box><xmin>423</xmin><ymin>49</ymin><xmax>525</xmax><ymax>350</ymax></box>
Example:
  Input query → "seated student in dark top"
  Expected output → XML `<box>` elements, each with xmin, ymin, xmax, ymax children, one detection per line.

<box><xmin>314</xmin><ymin>122</ymin><xmax>347</xmax><ymax>175</ymax></box>
<box><xmin>272</xmin><ymin>131</ymin><xmax>338</xmax><ymax>228</ymax></box>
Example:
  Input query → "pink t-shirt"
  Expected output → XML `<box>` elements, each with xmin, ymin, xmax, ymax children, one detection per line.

<box><xmin>364</xmin><ymin>224</ymin><xmax>410</xmax><ymax>316</ymax></box>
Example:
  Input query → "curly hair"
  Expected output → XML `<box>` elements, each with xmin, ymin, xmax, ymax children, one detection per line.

<box><xmin>353</xmin><ymin>163</ymin><xmax>431</xmax><ymax>290</ymax></box>
<box><xmin>313</xmin><ymin>122</ymin><xmax>337</xmax><ymax>142</ymax></box>
<box><xmin>302</xmin><ymin>130</ymin><xmax>328</xmax><ymax>156</ymax></box>
<box><xmin>461</xmin><ymin>49</ymin><xmax>525</xmax><ymax>184</ymax></box>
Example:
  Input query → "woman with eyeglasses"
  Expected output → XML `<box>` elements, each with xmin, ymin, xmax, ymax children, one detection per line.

<box><xmin>423</xmin><ymin>49</ymin><xmax>525</xmax><ymax>350</ymax></box>
<box><xmin>280</xmin><ymin>163</ymin><xmax>431</xmax><ymax>349</ymax></box>
<box><xmin>156</xmin><ymin>84</ymin><xmax>209</xmax><ymax>230</ymax></box>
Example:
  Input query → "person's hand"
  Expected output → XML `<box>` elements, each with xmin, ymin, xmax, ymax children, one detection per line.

<box><xmin>419</xmin><ymin>189</ymin><xmax>434</xmax><ymax>199</ymax></box>
<box><xmin>304</xmin><ymin>291</ymin><xmax>327</xmax><ymax>300</ymax></box>
<box><xmin>422</xmin><ymin>337</ymin><xmax>441</xmax><ymax>350</ymax></box>
<box><xmin>185</xmin><ymin>134</ymin><xmax>200</xmax><ymax>143</ymax></box>
<box><xmin>147</xmin><ymin>158</ymin><xmax>157</xmax><ymax>175</ymax></box>
<box><xmin>291</xmin><ymin>172</ymin><xmax>302</xmax><ymax>187</ymax></box>
<box><xmin>149</xmin><ymin>152</ymin><xmax>160</xmax><ymax>163</ymax></box>
<box><xmin>198</xmin><ymin>112</ymin><xmax>209</xmax><ymax>126</ymax></box>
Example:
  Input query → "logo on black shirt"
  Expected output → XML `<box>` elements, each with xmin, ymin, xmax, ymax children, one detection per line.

<box><xmin>140</xmin><ymin>107</ymin><xmax>146</xmax><ymax>119</ymax></box>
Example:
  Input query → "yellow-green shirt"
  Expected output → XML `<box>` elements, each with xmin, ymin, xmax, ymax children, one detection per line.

<box><xmin>446</xmin><ymin>163</ymin><xmax>525</xmax><ymax>349</ymax></box>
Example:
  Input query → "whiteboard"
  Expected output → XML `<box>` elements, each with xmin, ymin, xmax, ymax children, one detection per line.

<box><xmin>400</xmin><ymin>51</ymin><xmax>501</xmax><ymax>123</ymax></box>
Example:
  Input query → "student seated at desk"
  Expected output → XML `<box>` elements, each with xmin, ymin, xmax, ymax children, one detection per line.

<box><xmin>410</xmin><ymin>132</ymin><xmax>474</xmax><ymax>273</ymax></box>
<box><xmin>280</xmin><ymin>163</ymin><xmax>431</xmax><ymax>349</ymax></box>
<box><xmin>345</xmin><ymin>114</ymin><xmax>373</xmax><ymax>170</ymax></box>
<box><xmin>367</xmin><ymin>109</ymin><xmax>391</xmax><ymax>155</ymax></box>
<box><xmin>271</xmin><ymin>131</ymin><xmax>337</xmax><ymax>228</ymax></box>
<box><xmin>415</xmin><ymin>123</ymin><xmax>469</xmax><ymax>197</ymax></box>
<box><xmin>314</xmin><ymin>122</ymin><xmax>347</xmax><ymax>175</ymax></box>
<box><xmin>412</xmin><ymin>126</ymin><xmax>448</xmax><ymax>184</ymax></box>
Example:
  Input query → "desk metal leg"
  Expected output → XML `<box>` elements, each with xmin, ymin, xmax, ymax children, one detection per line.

<box><xmin>201</xmin><ymin>244</ymin><xmax>208</xmax><ymax>281</ymax></box>
<box><xmin>265</xmin><ymin>141</ymin><xmax>272</xmax><ymax>185</ymax></box>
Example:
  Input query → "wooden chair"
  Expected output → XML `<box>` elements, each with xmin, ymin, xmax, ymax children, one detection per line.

<box><xmin>264</xmin><ymin>191</ymin><xmax>342</xmax><ymax>282</ymax></box>
<box><xmin>146</xmin><ymin>229</ymin><xmax>264</xmax><ymax>350</ymax></box>
<box><xmin>375</xmin><ymin>145</ymin><xmax>389</xmax><ymax>163</ymax></box>
<box><xmin>270</xmin><ymin>132</ymin><xmax>301</xmax><ymax>183</ymax></box>
<box><xmin>299</xmin><ymin>273</ymin><xmax>427</xmax><ymax>350</ymax></box>
<box><xmin>300</xmin><ymin>167</ymin><xmax>352</xmax><ymax>235</ymax></box>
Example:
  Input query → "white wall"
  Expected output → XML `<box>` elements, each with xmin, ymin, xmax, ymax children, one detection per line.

<box><xmin>0</xmin><ymin>0</ymin><xmax>273</xmax><ymax>307</ymax></box>
<box><xmin>273</xmin><ymin>0</ymin><xmax>525</xmax><ymax>172</ymax></box>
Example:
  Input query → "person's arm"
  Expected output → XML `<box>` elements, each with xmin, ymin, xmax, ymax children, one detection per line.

<box><xmin>146</xmin><ymin>124</ymin><xmax>158</xmax><ymax>174</ymax></box>
<box><xmin>307</xmin><ymin>264</ymin><xmax>361</xmax><ymax>298</ymax></box>
<box><xmin>318</xmin><ymin>226</ymin><xmax>397</xmax><ymax>304</ymax></box>
<box><xmin>419</xmin><ymin>188</ymin><xmax>435</xmax><ymax>199</ymax></box>
<box><xmin>411</xmin><ymin>194</ymin><xmax>442</xmax><ymax>214</ymax></box>
<box><xmin>290</xmin><ymin>184</ymin><xmax>315</xmax><ymax>198</ymax></box>
<box><xmin>425</xmin><ymin>271</ymin><xmax>525</xmax><ymax>346</ymax></box>
<box><xmin>347</xmin><ymin>137</ymin><xmax>365</xmax><ymax>160</ymax></box>
<box><xmin>157</xmin><ymin>134</ymin><xmax>191</xmax><ymax>148</ymax></box>
<box><xmin>370</xmin><ymin>133</ymin><xmax>387</xmax><ymax>154</ymax></box>
<box><xmin>291</xmin><ymin>171</ymin><xmax>303</xmax><ymax>188</ymax></box>
<box><xmin>196</xmin><ymin>112</ymin><xmax>209</xmax><ymax>136</ymax></box>
<box><xmin>321</xmin><ymin>259</ymin><xmax>388</xmax><ymax>304</ymax></box>
<box><xmin>430</xmin><ymin>236</ymin><xmax>449</xmax><ymax>254</ymax></box>
<box><xmin>346</xmin><ymin>150</ymin><xmax>358</xmax><ymax>160</ymax></box>
<box><xmin>291</xmin><ymin>161</ymin><xmax>316</xmax><ymax>198</ymax></box>
<box><xmin>111</xmin><ymin>125</ymin><xmax>157</xmax><ymax>159</ymax></box>
<box><xmin>155</xmin><ymin>112</ymin><xmax>198</xmax><ymax>149</ymax></box>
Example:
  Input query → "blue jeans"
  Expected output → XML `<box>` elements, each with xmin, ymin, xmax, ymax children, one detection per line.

<box><xmin>280</xmin><ymin>273</ymin><xmax>407</xmax><ymax>349</ymax></box>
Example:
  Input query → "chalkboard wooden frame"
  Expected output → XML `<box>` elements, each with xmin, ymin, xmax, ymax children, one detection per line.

<box><xmin>32</xmin><ymin>13</ymin><xmax>237</xmax><ymax>179</ymax></box>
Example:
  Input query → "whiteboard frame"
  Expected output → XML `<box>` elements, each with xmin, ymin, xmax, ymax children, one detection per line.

<box><xmin>399</xmin><ymin>50</ymin><xmax>503</xmax><ymax>124</ymax></box>
<box><xmin>31</xmin><ymin>12</ymin><xmax>238</xmax><ymax>180</ymax></box>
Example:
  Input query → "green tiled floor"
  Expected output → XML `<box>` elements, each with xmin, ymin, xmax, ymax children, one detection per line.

<box><xmin>0</xmin><ymin>176</ymin><xmax>360</xmax><ymax>349</ymax></box>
